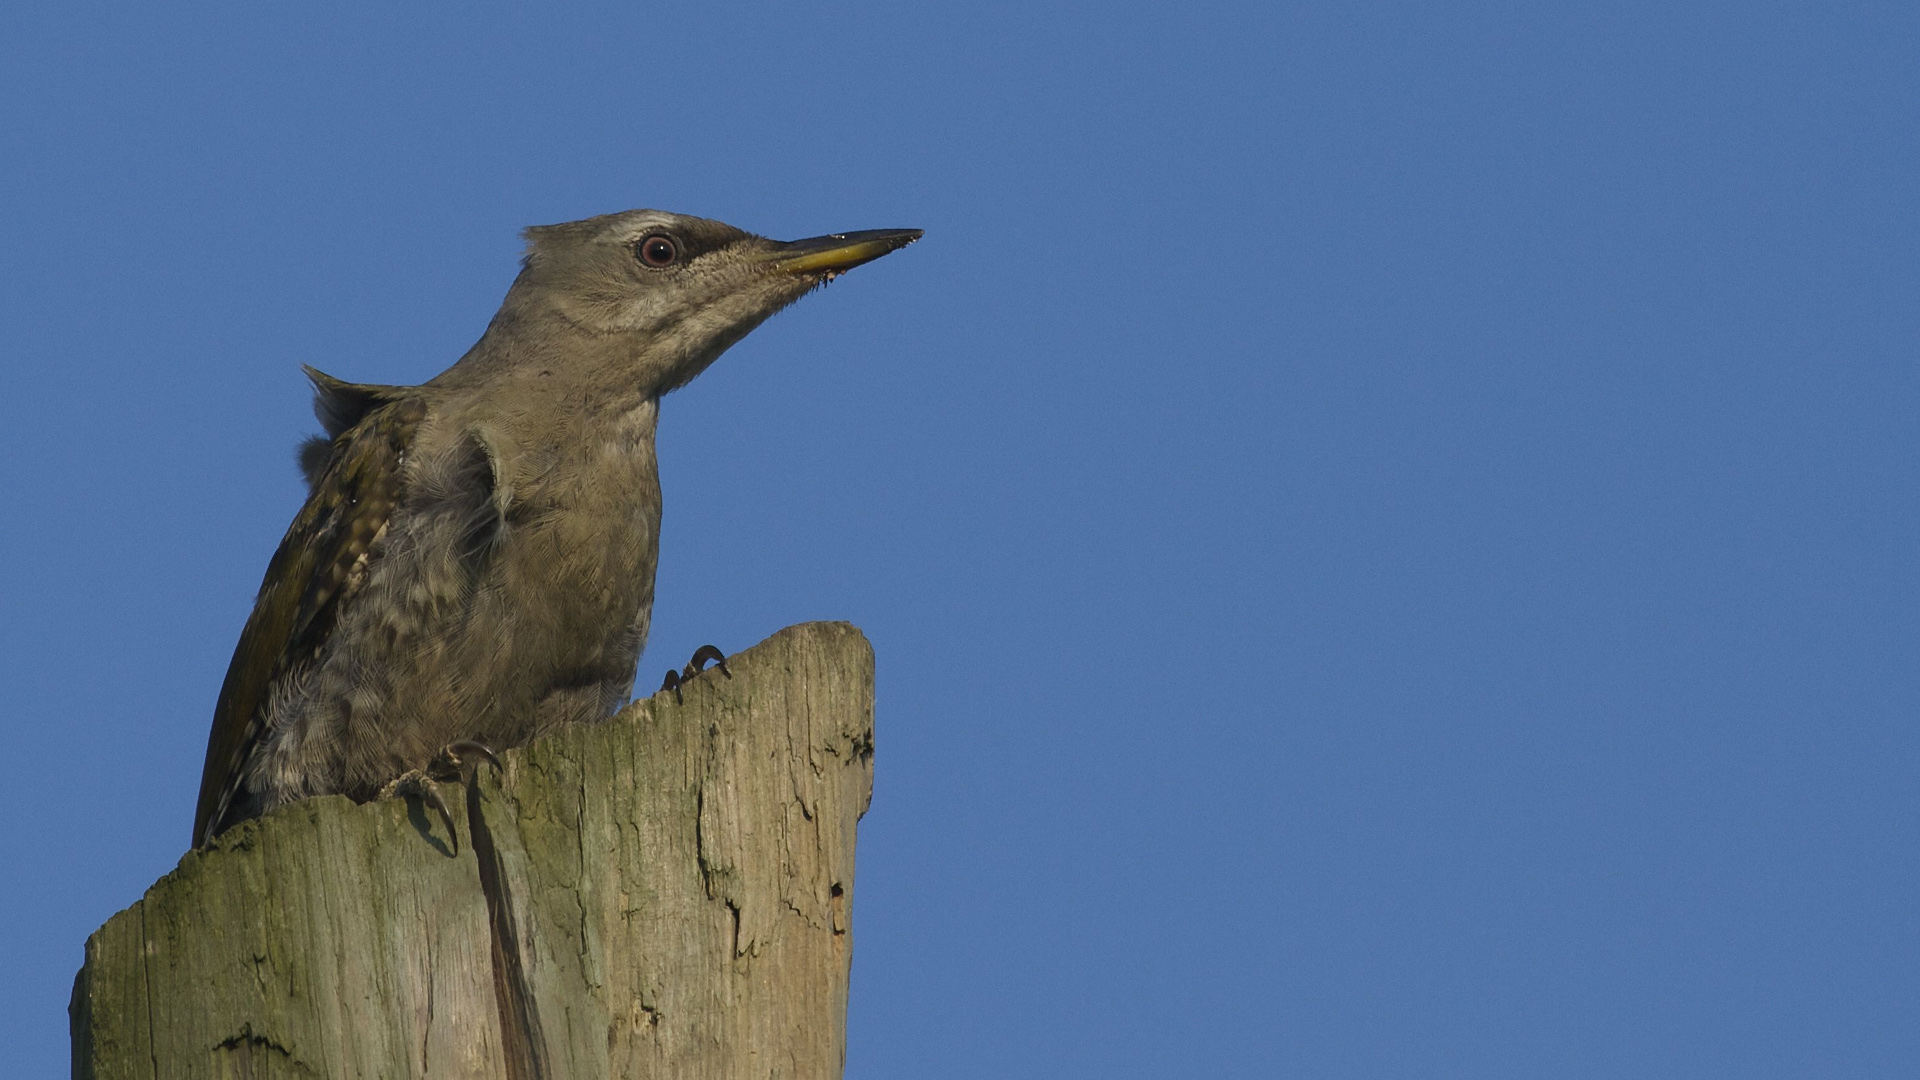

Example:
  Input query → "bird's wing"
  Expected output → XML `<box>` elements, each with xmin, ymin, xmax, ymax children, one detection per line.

<box><xmin>192</xmin><ymin>386</ymin><xmax>427</xmax><ymax>847</ymax></box>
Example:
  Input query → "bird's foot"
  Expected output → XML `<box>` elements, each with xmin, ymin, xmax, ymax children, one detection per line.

<box><xmin>377</xmin><ymin>740</ymin><xmax>501</xmax><ymax>854</ymax></box>
<box><xmin>439</xmin><ymin>739</ymin><xmax>502</xmax><ymax>779</ymax></box>
<box><xmin>378</xmin><ymin>768</ymin><xmax>457</xmax><ymax>850</ymax></box>
<box><xmin>659</xmin><ymin>644</ymin><xmax>733</xmax><ymax>703</ymax></box>
<box><xmin>686</xmin><ymin>644</ymin><xmax>732</xmax><ymax>679</ymax></box>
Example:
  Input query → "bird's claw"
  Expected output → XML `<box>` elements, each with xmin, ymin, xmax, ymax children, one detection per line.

<box><xmin>660</xmin><ymin>645</ymin><xmax>731</xmax><ymax>703</ymax></box>
<box><xmin>443</xmin><ymin>739</ymin><xmax>502</xmax><ymax>776</ymax></box>
<box><xmin>378</xmin><ymin>768</ymin><xmax>459</xmax><ymax>854</ymax></box>
<box><xmin>378</xmin><ymin>740</ymin><xmax>502</xmax><ymax>855</ymax></box>
<box><xmin>687</xmin><ymin>644</ymin><xmax>732</xmax><ymax>679</ymax></box>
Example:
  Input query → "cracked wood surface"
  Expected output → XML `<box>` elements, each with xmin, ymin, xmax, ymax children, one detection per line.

<box><xmin>71</xmin><ymin>621</ymin><xmax>876</xmax><ymax>1079</ymax></box>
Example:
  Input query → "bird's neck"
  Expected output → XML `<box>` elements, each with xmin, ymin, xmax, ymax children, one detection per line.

<box><xmin>430</xmin><ymin>300</ymin><xmax>667</xmax><ymax>417</ymax></box>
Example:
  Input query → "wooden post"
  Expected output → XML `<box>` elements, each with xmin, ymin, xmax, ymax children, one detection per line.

<box><xmin>71</xmin><ymin>622</ymin><xmax>876</xmax><ymax>1079</ymax></box>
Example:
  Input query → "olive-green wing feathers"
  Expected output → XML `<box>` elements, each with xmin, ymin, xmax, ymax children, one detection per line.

<box><xmin>192</xmin><ymin>382</ymin><xmax>425</xmax><ymax>847</ymax></box>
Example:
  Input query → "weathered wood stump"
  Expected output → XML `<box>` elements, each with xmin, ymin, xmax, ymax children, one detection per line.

<box><xmin>72</xmin><ymin>621</ymin><xmax>876</xmax><ymax>1079</ymax></box>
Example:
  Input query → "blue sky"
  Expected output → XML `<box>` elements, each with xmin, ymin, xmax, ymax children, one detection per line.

<box><xmin>3</xmin><ymin>3</ymin><xmax>1915</xmax><ymax>1076</ymax></box>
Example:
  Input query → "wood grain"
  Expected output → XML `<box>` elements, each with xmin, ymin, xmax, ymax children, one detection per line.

<box><xmin>73</xmin><ymin>621</ymin><xmax>876</xmax><ymax>1079</ymax></box>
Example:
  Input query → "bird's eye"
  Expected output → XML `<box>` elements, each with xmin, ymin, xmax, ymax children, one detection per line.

<box><xmin>637</xmin><ymin>234</ymin><xmax>680</xmax><ymax>268</ymax></box>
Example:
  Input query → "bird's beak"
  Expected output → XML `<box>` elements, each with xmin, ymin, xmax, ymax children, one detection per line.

<box><xmin>767</xmin><ymin>229</ymin><xmax>924</xmax><ymax>276</ymax></box>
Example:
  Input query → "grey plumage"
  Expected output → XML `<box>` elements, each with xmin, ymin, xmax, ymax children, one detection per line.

<box><xmin>193</xmin><ymin>210</ymin><xmax>920</xmax><ymax>848</ymax></box>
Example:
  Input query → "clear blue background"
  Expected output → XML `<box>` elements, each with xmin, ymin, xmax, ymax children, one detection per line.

<box><xmin>3</xmin><ymin>3</ymin><xmax>1914</xmax><ymax>1076</ymax></box>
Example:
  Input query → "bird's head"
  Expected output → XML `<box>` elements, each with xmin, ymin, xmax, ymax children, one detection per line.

<box><xmin>503</xmin><ymin>209</ymin><xmax>921</xmax><ymax>394</ymax></box>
